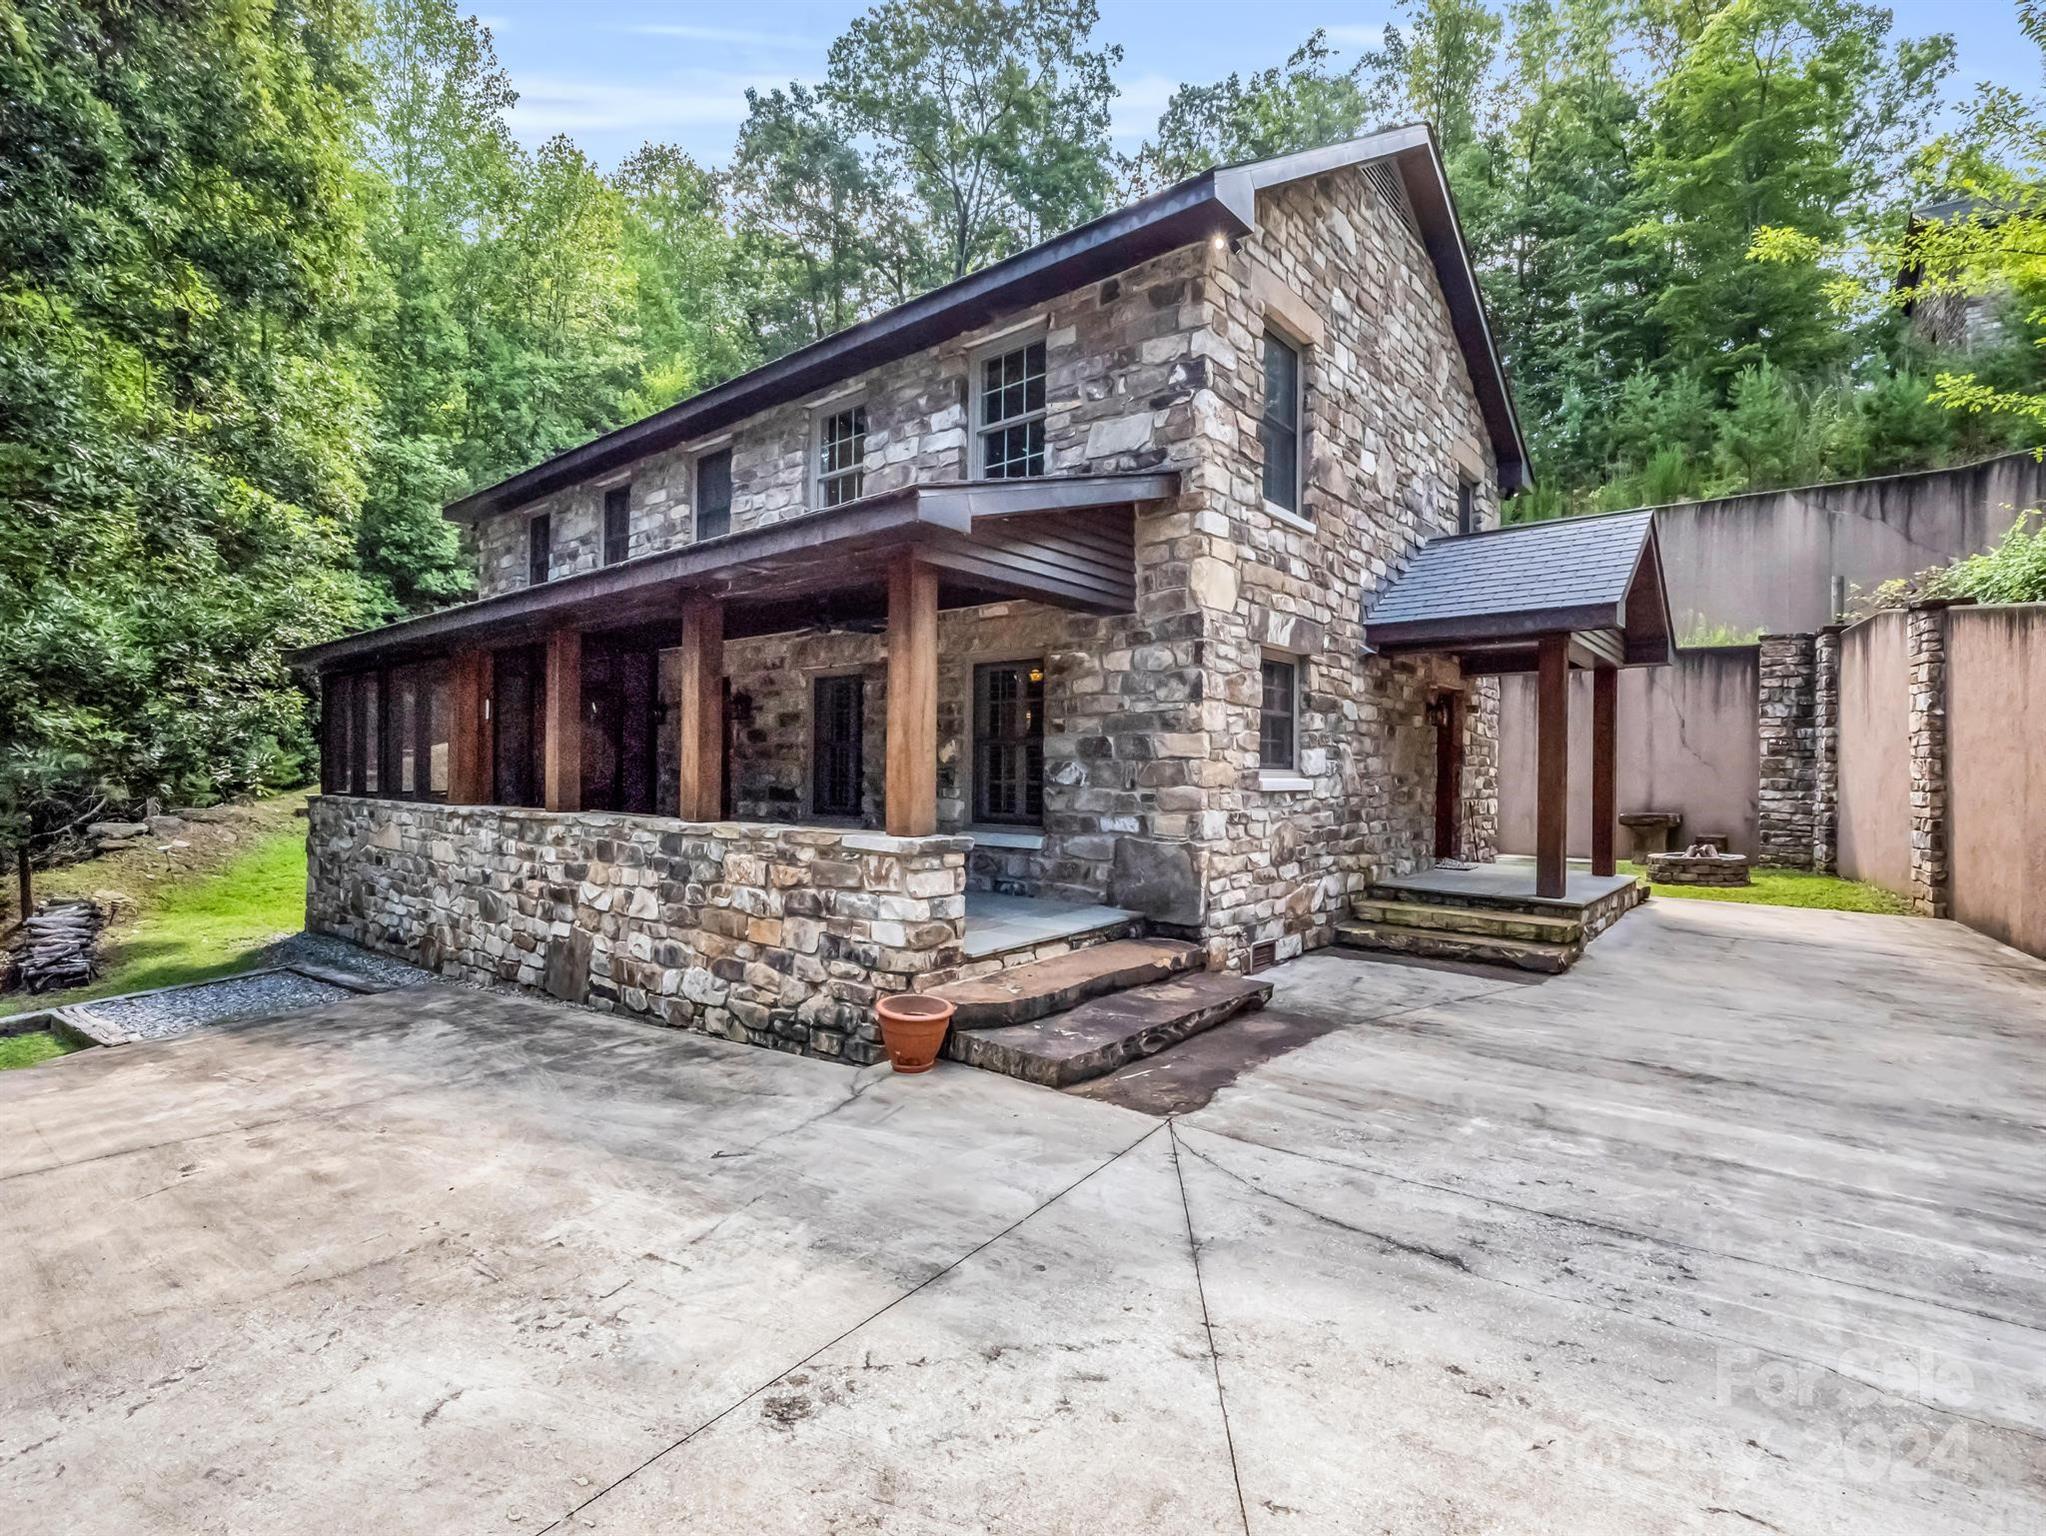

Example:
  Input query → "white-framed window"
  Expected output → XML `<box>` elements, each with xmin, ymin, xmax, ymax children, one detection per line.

<box><xmin>1260</xmin><ymin>329</ymin><xmax>1304</xmax><ymax>515</ymax></box>
<box><xmin>815</xmin><ymin>401</ymin><xmax>867</xmax><ymax>508</ymax></box>
<box><xmin>1258</xmin><ymin>653</ymin><xmax>1299</xmax><ymax>771</ymax></box>
<box><xmin>974</xmin><ymin>335</ymin><xmax>1047</xmax><ymax>479</ymax></box>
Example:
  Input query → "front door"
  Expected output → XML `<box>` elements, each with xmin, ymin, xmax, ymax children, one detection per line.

<box><xmin>1430</xmin><ymin>690</ymin><xmax>1464</xmax><ymax>860</ymax></box>
<box><xmin>811</xmin><ymin>673</ymin><xmax>865</xmax><ymax>819</ymax></box>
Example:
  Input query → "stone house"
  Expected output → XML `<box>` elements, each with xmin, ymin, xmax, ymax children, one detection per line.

<box><xmin>296</xmin><ymin>125</ymin><xmax>1672</xmax><ymax>1064</ymax></box>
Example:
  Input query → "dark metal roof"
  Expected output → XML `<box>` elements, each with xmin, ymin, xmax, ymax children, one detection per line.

<box><xmin>444</xmin><ymin>123</ymin><xmax>1528</xmax><ymax>522</ymax></box>
<box><xmin>1364</xmin><ymin>509</ymin><xmax>1673</xmax><ymax>665</ymax></box>
<box><xmin>294</xmin><ymin>472</ymin><xmax>1174</xmax><ymax>673</ymax></box>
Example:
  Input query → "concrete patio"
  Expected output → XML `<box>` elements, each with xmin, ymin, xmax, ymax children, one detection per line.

<box><xmin>2</xmin><ymin>898</ymin><xmax>2042</xmax><ymax>1534</ymax></box>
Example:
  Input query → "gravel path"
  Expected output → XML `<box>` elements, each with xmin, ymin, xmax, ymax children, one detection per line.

<box><xmin>85</xmin><ymin>971</ymin><xmax>358</xmax><ymax>1041</ymax></box>
<box><xmin>264</xmin><ymin>932</ymin><xmax>438</xmax><ymax>990</ymax></box>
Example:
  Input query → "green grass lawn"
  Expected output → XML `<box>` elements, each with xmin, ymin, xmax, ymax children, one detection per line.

<box><xmin>1</xmin><ymin>810</ymin><xmax>309</xmax><ymax>1024</ymax></box>
<box><xmin>0</xmin><ymin>1031</ymin><xmax>79</xmax><ymax>1070</ymax></box>
<box><xmin>1622</xmin><ymin>860</ymin><xmax>1913</xmax><ymax>914</ymax></box>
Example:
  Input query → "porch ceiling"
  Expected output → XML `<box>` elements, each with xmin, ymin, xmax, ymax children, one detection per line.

<box><xmin>293</xmin><ymin>472</ymin><xmax>1174</xmax><ymax>673</ymax></box>
<box><xmin>1362</xmin><ymin>508</ymin><xmax>1675</xmax><ymax>673</ymax></box>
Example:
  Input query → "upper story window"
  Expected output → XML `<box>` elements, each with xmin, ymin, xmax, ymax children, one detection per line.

<box><xmin>1260</xmin><ymin>330</ymin><xmax>1303</xmax><ymax>514</ymax></box>
<box><xmin>817</xmin><ymin>403</ymin><xmax>867</xmax><ymax>508</ymax></box>
<box><xmin>603</xmin><ymin>484</ymin><xmax>631</xmax><ymax>565</ymax></box>
<box><xmin>1259</xmin><ymin>655</ymin><xmax>1298</xmax><ymax>770</ymax></box>
<box><xmin>1456</xmin><ymin>477</ymin><xmax>1478</xmax><ymax>535</ymax></box>
<box><xmin>976</xmin><ymin>337</ymin><xmax>1046</xmax><ymax>479</ymax></box>
<box><xmin>695</xmin><ymin>447</ymin><xmax>733</xmax><ymax>540</ymax></box>
<box><xmin>527</xmin><ymin>512</ymin><xmax>551</xmax><ymax>586</ymax></box>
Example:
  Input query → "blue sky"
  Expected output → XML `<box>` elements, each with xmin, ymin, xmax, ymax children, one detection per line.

<box><xmin>473</xmin><ymin>0</ymin><xmax>2040</xmax><ymax>171</ymax></box>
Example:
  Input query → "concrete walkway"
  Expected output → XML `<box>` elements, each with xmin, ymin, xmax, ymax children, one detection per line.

<box><xmin>2</xmin><ymin>900</ymin><xmax>2042</xmax><ymax>1534</ymax></box>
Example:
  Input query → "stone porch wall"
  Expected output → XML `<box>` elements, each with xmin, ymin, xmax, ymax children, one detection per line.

<box><xmin>307</xmin><ymin>797</ymin><xmax>969</xmax><ymax>1064</ymax></box>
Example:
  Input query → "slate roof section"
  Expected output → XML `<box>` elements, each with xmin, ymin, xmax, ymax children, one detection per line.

<box><xmin>1365</xmin><ymin>509</ymin><xmax>1671</xmax><ymax>661</ymax></box>
<box><xmin>445</xmin><ymin>122</ymin><xmax>1528</xmax><ymax>521</ymax></box>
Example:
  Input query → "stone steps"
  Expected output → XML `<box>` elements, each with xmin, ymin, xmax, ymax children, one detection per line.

<box><xmin>942</xmin><ymin>971</ymin><xmax>1273</xmax><ymax>1088</ymax></box>
<box><xmin>1349</xmin><ymin>898</ymin><xmax>1583</xmax><ymax>946</ymax></box>
<box><xmin>1332</xmin><ymin>918</ymin><xmax>1577</xmax><ymax>975</ymax></box>
<box><xmin>928</xmin><ymin>938</ymin><xmax>1204</xmax><ymax>1029</ymax></box>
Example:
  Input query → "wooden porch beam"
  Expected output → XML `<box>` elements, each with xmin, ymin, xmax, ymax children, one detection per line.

<box><xmin>885</xmin><ymin>554</ymin><xmax>939</xmax><ymax>837</ymax></box>
<box><xmin>445</xmin><ymin>648</ymin><xmax>494</xmax><ymax>804</ymax></box>
<box><xmin>677</xmin><ymin>596</ymin><xmax>725</xmax><ymax>822</ymax></box>
<box><xmin>1591</xmin><ymin>664</ymin><xmax>1618</xmax><ymax>878</ymax></box>
<box><xmin>542</xmin><ymin>627</ymin><xmax>582</xmax><ymax>812</ymax></box>
<box><xmin>1535</xmin><ymin>632</ymin><xmax>1570</xmax><ymax>900</ymax></box>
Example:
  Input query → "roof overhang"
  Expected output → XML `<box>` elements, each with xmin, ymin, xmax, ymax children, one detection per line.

<box><xmin>1364</xmin><ymin>512</ymin><xmax>1675</xmax><ymax>672</ymax></box>
<box><xmin>293</xmin><ymin>472</ymin><xmax>1174</xmax><ymax>674</ymax></box>
<box><xmin>444</xmin><ymin>124</ymin><xmax>1528</xmax><ymax>524</ymax></box>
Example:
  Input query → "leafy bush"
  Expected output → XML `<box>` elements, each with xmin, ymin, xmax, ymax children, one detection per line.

<box><xmin>1841</xmin><ymin>509</ymin><xmax>2046</xmax><ymax>618</ymax></box>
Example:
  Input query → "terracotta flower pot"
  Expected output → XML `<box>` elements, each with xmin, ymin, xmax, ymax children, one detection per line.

<box><xmin>875</xmin><ymin>993</ymin><xmax>955</xmax><ymax>1074</ymax></box>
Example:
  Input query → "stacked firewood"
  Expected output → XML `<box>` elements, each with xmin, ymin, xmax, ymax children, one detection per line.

<box><xmin>4</xmin><ymin>900</ymin><xmax>104</xmax><ymax>994</ymax></box>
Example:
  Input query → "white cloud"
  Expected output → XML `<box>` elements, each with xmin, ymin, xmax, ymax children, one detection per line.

<box><xmin>506</xmin><ymin>69</ymin><xmax>804</xmax><ymax>137</ymax></box>
<box><xmin>623</xmin><ymin>22</ymin><xmax>819</xmax><ymax>48</ymax></box>
<box><xmin>1108</xmin><ymin>70</ymin><xmax>1179</xmax><ymax>143</ymax></box>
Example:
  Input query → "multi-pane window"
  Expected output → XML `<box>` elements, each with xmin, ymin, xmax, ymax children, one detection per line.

<box><xmin>976</xmin><ymin>338</ymin><xmax>1047</xmax><ymax>479</ymax></box>
<box><xmin>816</xmin><ymin>404</ymin><xmax>867</xmax><ymax>507</ymax></box>
<box><xmin>527</xmin><ymin>512</ymin><xmax>552</xmax><ymax>586</ymax></box>
<box><xmin>695</xmin><ymin>447</ymin><xmax>733</xmax><ymax>540</ymax></box>
<box><xmin>1259</xmin><ymin>656</ymin><xmax>1298</xmax><ymax>770</ymax></box>
<box><xmin>812</xmin><ymin>674</ymin><xmax>865</xmax><ymax>818</ymax></box>
<box><xmin>321</xmin><ymin>666</ymin><xmax>447</xmax><ymax>801</ymax></box>
<box><xmin>1457</xmin><ymin>478</ymin><xmax>1477</xmax><ymax>536</ymax></box>
<box><xmin>973</xmin><ymin>661</ymin><xmax>1045</xmax><ymax>824</ymax></box>
<box><xmin>603</xmin><ymin>484</ymin><xmax>632</xmax><ymax>564</ymax></box>
<box><xmin>1260</xmin><ymin>331</ymin><xmax>1303</xmax><ymax>513</ymax></box>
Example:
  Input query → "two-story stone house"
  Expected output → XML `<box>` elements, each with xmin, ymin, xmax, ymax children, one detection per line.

<box><xmin>297</xmin><ymin>125</ymin><xmax>1673</xmax><ymax>1065</ymax></box>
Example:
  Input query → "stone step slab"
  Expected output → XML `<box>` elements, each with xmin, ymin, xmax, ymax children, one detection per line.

<box><xmin>942</xmin><ymin>971</ymin><xmax>1273</xmax><ymax>1088</ymax></box>
<box><xmin>1332</xmin><ymin>919</ymin><xmax>1577</xmax><ymax>975</ymax></box>
<box><xmin>928</xmin><ymin>938</ymin><xmax>1204</xmax><ymax>1029</ymax></box>
<box><xmin>1350</xmin><ymin>898</ymin><xmax>1583</xmax><ymax>946</ymax></box>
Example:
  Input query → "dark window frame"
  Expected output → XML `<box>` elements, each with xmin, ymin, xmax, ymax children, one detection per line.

<box><xmin>815</xmin><ymin>402</ymin><xmax>868</xmax><ymax>508</ymax></box>
<box><xmin>1258</xmin><ymin>654</ymin><xmax>1298</xmax><ymax>772</ymax></box>
<box><xmin>1456</xmin><ymin>477</ymin><xmax>1478</xmax><ymax>536</ymax></box>
<box><xmin>527</xmin><ymin>512</ymin><xmax>552</xmax><ymax>586</ymax></box>
<box><xmin>810</xmin><ymin>672</ymin><xmax>866</xmax><ymax>819</ymax></box>
<box><xmin>1259</xmin><ymin>329</ymin><xmax>1304</xmax><ymax>515</ymax></box>
<box><xmin>695</xmin><ymin>445</ymin><xmax>733</xmax><ymax>540</ymax></box>
<box><xmin>603</xmin><ymin>483</ymin><xmax>632</xmax><ymax>565</ymax></box>
<box><xmin>974</xmin><ymin>336</ymin><xmax>1047</xmax><ymax>480</ymax></box>
<box><xmin>972</xmin><ymin>659</ymin><xmax>1046</xmax><ymax>826</ymax></box>
<box><xmin>321</xmin><ymin>664</ymin><xmax>448</xmax><ymax>802</ymax></box>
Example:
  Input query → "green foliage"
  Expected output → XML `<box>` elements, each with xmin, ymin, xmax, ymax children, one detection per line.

<box><xmin>1622</xmin><ymin>861</ymin><xmax>1914</xmax><ymax>913</ymax></box>
<box><xmin>1842</xmin><ymin>510</ymin><xmax>2046</xmax><ymax>618</ymax></box>
<box><xmin>0</xmin><ymin>1032</ymin><xmax>78</xmax><ymax>1071</ymax></box>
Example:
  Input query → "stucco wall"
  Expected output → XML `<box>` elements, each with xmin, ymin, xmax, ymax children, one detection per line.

<box><xmin>1945</xmin><ymin>604</ymin><xmax>2046</xmax><ymax>958</ymax></box>
<box><xmin>1650</xmin><ymin>453</ymin><xmax>2046</xmax><ymax>639</ymax></box>
<box><xmin>1497</xmin><ymin>648</ymin><xmax>1759</xmax><ymax>858</ymax></box>
<box><xmin>1836</xmin><ymin>610</ymin><xmax>1912</xmax><ymax>893</ymax></box>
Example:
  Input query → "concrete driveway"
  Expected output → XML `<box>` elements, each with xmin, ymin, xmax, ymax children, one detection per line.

<box><xmin>3</xmin><ymin>900</ymin><xmax>2043</xmax><ymax>1534</ymax></box>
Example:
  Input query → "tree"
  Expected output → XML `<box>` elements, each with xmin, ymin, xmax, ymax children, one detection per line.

<box><xmin>616</xmin><ymin>143</ymin><xmax>757</xmax><ymax>415</ymax></box>
<box><xmin>0</xmin><ymin>0</ymin><xmax>377</xmax><ymax>845</ymax></box>
<box><xmin>1135</xmin><ymin>31</ymin><xmax>1391</xmax><ymax>188</ymax></box>
<box><xmin>823</xmin><ymin>0</ymin><xmax>1122</xmax><ymax>280</ymax></box>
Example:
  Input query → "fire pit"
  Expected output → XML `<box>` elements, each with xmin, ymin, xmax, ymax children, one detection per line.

<box><xmin>1645</xmin><ymin>843</ymin><xmax>1752</xmax><ymax>887</ymax></box>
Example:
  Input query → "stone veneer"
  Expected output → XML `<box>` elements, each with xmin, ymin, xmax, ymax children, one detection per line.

<box><xmin>1755</xmin><ymin>632</ymin><xmax>1819</xmax><ymax>866</ymax></box>
<box><xmin>447</xmin><ymin>162</ymin><xmax>1504</xmax><ymax>972</ymax></box>
<box><xmin>1906</xmin><ymin>601</ymin><xmax>1953</xmax><ymax>917</ymax></box>
<box><xmin>307</xmin><ymin>796</ymin><xmax>969</xmax><ymax>1064</ymax></box>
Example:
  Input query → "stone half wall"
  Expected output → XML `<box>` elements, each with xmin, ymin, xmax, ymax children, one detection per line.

<box><xmin>306</xmin><ymin>797</ymin><xmax>969</xmax><ymax>1064</ymax></box>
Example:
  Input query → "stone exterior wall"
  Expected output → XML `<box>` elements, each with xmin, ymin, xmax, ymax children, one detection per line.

<box><xmin>307</xmin><ymin>796</ymin><xmax>968</xmax><ymax>1064</ymax></box>
<box><xmin>1906</xmin><ymin>602</ymin><xmax>1953</xmax><ymax>917</ymax></box>
<box><xmin>1811</xmin><ymin>625</ymin><xmax>1841</xmax><ymax>873</ymax></box>
<box><xmin>437</xmin><ymin>163</ymin><xmax>1505</xmax><ymax>978</ymax></box>
<box><xmin>1755</xmin><ymin>633</ymin><xmax>1819</xmax><ymax>867</ymax></box>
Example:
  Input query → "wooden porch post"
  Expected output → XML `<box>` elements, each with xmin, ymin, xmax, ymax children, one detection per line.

<box><xmin>885</xmin><ymin>554</ymin><xmax>939</xmax><ymax>837</ymax></box>
<box><xmin>1535</xmin><ymin>632</ymin><xmax>1570</xmax><ymax>900</ymax></box>
<box><xmin>542</xmin><ymin>627</ymin><xmax>582</xmax><ymax>812</ymax></box>
<box><xmin>445</xmin><ymin>648</ymin><xmax>494</xmax><ymax>804</ymax></box>
<box><xmin>1590</xmin><ymin>665</ymin><xmax>1618</xmax><ymax>878</ymax></box>
<box><xmin>677</xmin><ymin>596</ymin><xmax>725</xmax><ymax>821</ymax></box>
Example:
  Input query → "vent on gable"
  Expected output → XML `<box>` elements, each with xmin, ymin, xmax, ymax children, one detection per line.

<box><xmin>1363</xmin><ymin>160</ymin><xmax>1420</xmax><ymax>242</ymax></box>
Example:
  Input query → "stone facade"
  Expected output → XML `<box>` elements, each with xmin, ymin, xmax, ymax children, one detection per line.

<box><xmin>1811</xmin><ymin>624</ymin><xmax>1841</xmax><ymax>874</ymax></box>
<box><xmin>307</xmin><ymin>797</ymin><xmax>969</xmax><ymax>1064</ymax></box>
<box><xmin>1755</xmin><ymin>632</ymin><xmax>1819</xmax><ymax>866</ymax></box>
<box><xmin>437</xmin><ymin>163</ymin><xmax>1505</xmax><ymax>977</ymax></box>
<box><xmin>1906</xmin><ymin>601</ymin><xmax>1953</xmax><ymax>918</ymax></box>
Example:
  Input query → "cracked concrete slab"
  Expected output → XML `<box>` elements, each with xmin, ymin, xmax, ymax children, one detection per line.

<box><xmin>0</xmin><ymin>899</ymin><xmax>2041</xmax><ymax>1534</ymax></box>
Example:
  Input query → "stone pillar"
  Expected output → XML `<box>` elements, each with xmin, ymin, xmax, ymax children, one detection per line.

<box><xmin>1907</xmin><ymin>602</ymin><xmax>1953</xmax><ymax>918</ymax></box>
<box><xmin>1811</xmin><ymin>625</ymin><xmax>1842</xmax><ymax>875</ymax></box>
<box><xmin>1755</xmin><ymin>633</ymin><xmax>1818</xmax><ymax>869</ymax></box>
